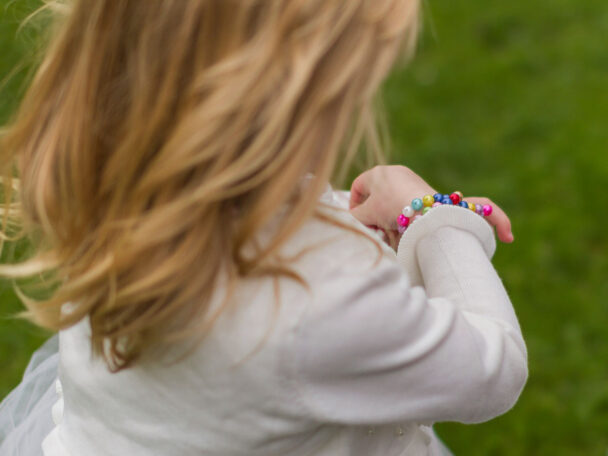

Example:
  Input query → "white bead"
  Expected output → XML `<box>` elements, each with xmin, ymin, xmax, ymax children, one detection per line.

<box><xmin>402</xmin><ymin>206</ymin><xmax>415</xmax><ymax>217</ymax></box>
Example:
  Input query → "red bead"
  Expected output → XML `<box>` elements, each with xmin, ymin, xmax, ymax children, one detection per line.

<box><xmin>397</xmin><ymin>214</ymin><xmax>410</xmax><ymax>227</ymax></box>
<box><xmin>449</xmin><ymin>193</ymin><xmax>461</xmax><ymax>205</ymax></box>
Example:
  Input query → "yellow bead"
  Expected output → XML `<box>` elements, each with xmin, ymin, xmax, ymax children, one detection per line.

<box><xmin>469</xmin><ymin>203</ymin><xmax>476</xmax><ymax>212</ymax></box>
<box><xmin>422</xmin><ymin>195</ymin><xmax>434</xmax><ymax>207</ymax></box>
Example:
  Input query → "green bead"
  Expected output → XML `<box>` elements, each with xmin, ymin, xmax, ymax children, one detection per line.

<box><xmin>422</xmin><ymin>207</ymin><xmax>432</xmax><ymax>215</ymax></box>
<box><xmin>412</xmin><ymin>198</ymin><xmax>424</xmax><ymax>211</ymax></box>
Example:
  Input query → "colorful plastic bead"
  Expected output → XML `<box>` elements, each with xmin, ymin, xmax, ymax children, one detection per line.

<box><xmin>397</xmin><ymin>214</ymin><xmax>410</xmax><ymax>227</ymax></box>
<box><xmin>450</xmin><ymin>193</ymin><xmax>461</xmax><ymax>205</ymax></box>
<box><xmin>422</xmin><ymin>195</ymin><xmax>434</xmax><ymax>207</ymax></box>
<box><xmin>399</xmin><ymin>191</ymin><xmax>488</xmax><ymax>227</ymax></box>
<box><xmin>402</xmin><ymin>206</ymin><xmax>415</xmax><ymax>218</ymax></box>
<box><xmin>411</xmin><ymin>198</ymin><xmax>424</xmax><ymax>211</ymax></box>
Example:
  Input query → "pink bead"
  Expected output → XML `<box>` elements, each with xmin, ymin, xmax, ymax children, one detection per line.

<box><xmin>397</xmin><ymin>214</ymin><xmax>410</xmax><ymax>227</ymax></box>
<box><xmin>398</xmin><ymin>225</ymin><xmax>407</xmax><ymax>234</ymax></box>
<box><xmin>483</xmin><ymin>204</ymin><xmax>493</xmax><ymax>216</ymax></box>
<box><xmin>432</xmin><ymin>202</ymin><xmax>442</xmax><ymax>208</ymax></box>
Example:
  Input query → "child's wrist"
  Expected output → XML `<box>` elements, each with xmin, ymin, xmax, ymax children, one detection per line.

<box><xmin>396</xmin><ymin>191</ymin><xmax>492</xmax><ymax>234</ymax></box>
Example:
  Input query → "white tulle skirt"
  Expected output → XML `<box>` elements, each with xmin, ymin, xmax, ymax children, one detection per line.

<box><xmin>0</xmin><ymin>336</ymin><xmax>59</xmax><ymax>456</ymax></box>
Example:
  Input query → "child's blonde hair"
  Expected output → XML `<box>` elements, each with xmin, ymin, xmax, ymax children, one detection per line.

<box><xmin>0</xmin><ymin>0</ymin><xmax>419</xmax><ymax>370</ymax></box>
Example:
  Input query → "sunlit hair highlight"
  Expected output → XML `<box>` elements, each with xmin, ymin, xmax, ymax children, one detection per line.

<box><xmin>0</xmin><ymin>0</ymin><xmax>420</xmax><ymax>370</ymax></box>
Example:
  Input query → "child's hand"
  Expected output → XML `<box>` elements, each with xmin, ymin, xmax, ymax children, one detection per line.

<box><xmin>349</xmin><ymin>165</ymin><xmax>436</xmax><ymax>229</ymax></box>
<box><xmin>348</xmin><ymin>165</ymin><xmax>514</xmax><ymax>248</ymax></box>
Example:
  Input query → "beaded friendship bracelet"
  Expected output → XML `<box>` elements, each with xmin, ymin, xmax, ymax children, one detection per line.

<box><xmin>396</xmin><ymin>191</ymin><xmax>492</xmax><ymax>234</ymax></box>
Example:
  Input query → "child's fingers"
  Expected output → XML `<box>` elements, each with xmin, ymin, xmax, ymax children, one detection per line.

<box><xmin>349</xmin><ymin>171</ymin><xmax>371</xmax><ymax>209</ymax></box>
<box><xmin>488</xmin><ymin>204</ymin><xmax>514</xmax><ymax>243</ymax></box>
<box><xmin>468</xmin><ymin>197</ymin><xmax>514</xmax><ymax>244</ymax></box>
<box><xmin>349</xmin><ymin>200</ymin><xmax>376</xmax><ymax>227</ymax></box>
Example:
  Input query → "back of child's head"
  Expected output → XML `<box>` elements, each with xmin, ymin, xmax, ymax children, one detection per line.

<box><xmin>0</xmin><ymin>0</ymin><xmax>419</xmax><ymax>370</ymax></box>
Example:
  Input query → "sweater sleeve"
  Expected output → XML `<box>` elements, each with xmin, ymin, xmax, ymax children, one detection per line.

<box><xmin>287</xmin><ymin>205</ymin><xmax>528</xmax><ymax>426</ymax></box>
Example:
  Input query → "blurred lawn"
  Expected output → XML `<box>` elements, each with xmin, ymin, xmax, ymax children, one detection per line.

<box><xmin>1</xmin><ymin>0</ymin><xmax>607</xmax><ymax>455</ymax></box>
<box><xmin>0</xmin><ymin>0</ymin><xmax>52</xmax><ymax>414</ymax></box>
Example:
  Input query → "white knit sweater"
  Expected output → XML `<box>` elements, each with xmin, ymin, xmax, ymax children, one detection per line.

<box><xmin>41</xmin><ymin>184</ymin><xmax>528</xmax><ymax>456</ymax></box>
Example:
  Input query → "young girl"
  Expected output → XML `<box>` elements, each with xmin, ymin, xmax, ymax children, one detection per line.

<box><xmin>0</xmin><ymin>1</ymin><xmax>527</xmax><ymax>455</ymax></box>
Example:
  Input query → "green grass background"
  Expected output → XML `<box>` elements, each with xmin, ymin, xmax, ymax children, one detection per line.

<box><xmin>1</xmin><ymin>0</ymin><xmax>607</xmax><ymax>454</ymax></box>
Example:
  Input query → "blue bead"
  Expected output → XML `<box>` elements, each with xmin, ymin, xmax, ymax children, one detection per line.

<box><xmin>433</xmin><ymin>193</ymin><xmax>443</xmax><ymax>202</ymax></box>
<box><xmin>443</xmin><ymin>194</ymin><xmax>451</xmax><ymax>200</ymax></box>
<box><xmin>411</xmin><ymin>198</ymin><xmax>424</xmax><ymax>211</ymax></box>
<box><xmin>442</xmin><ymin>197</ymin><xmax>453</xmax><ymax>205</ymax></box>
<box><xmin>459</xmin><ymin>201</ymin><xmax>469</xmax><ymax>208</ymax></box>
